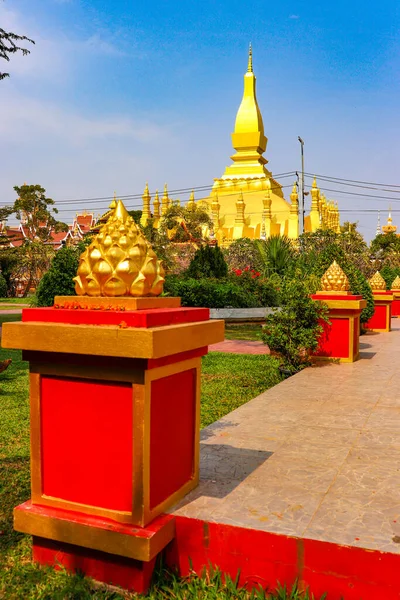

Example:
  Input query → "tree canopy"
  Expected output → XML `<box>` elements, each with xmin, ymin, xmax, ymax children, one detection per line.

<box><xmin>0</xmin><ymin>23</ymin><xmax>34</xmax><ymax>80</ymax></box>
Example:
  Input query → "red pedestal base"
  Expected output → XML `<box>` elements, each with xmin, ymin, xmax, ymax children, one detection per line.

<box><xmin>33</xmin><ymin>536</ymin><xmax>157</xmax><ymax>594</ymax></box>
<box><xmin>14</xmin><ymin>501</ymin><xmax>175</xmax><ymax>594</ymax></box>
<box><xmin>364</xmin><ymin>291</ymin><xmax>393</xmax><ymax>332</ymax></box>
<box><xmin>311</xmin><ymin>294</ymin><xmax>365</xmax><ymax>363</ymax></box>
<box><xmin>391</xmin><ymin>292</ymin><xmax>400</xmax><ymax>317</ymax></box>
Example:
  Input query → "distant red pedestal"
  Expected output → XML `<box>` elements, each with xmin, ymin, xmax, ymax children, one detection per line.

<box><xmin>311</xmin><ymin>293</ymin><xmax>366</xmax><ymax>363</ymax></box>
<box><xmin>391</xmin><ymin>290</ymin><xmax>400</xmax><ymax>317</ymax></box>
<box><xmin>364</xmin><ymin>291</ymin><xmax>393</xmax><ymax>332</ymax></box>
<box><xmin>2</xmin><ymin>296</ymin><xmax>224</xmax><ymax>594</ymax></box>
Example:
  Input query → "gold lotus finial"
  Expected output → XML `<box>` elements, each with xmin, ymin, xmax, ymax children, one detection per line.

<box><xmin>320</xmin><ymin>260</ymin><xmax>350</xmax><ymax>293</ymax></box>
<box><xmin>391</xmin><ymin>275</ymin><xmax>400</xmax><ymax>290</ymax></box>
<box><xmin>369</xmin><ymin>271</ymin><xmax>386</xmax><ymax>291</ymax></box>
<box><xmin>74</xmin><ymin>199</ymin><xmax>164</xmax><ymax>297</ymax></box>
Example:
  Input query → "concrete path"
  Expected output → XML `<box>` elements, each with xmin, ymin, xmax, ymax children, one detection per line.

<box><xmin>172</xmin><ymin>323</ymin><xmax>400</xmax><ymax>554</ymax></box>
<box><xmin>209</xmin><ymin>339</ymin><xmax>270</xmax><ymax>355</ymax></box>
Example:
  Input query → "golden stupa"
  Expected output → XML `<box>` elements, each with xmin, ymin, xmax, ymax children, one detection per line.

<box><xmin>319</xmin><ymin>261</ymin><xmax>350</xmax><ymax>294</ymax></box>
<box><xmin>391</xmin><ymin>275</ymin><xmax>400</xmax><ymax>290</ymax></box>
<box><xmin>74</xmin><ymin>199</ymin><xmax>165</xmax><ymax>297</ymax></box>
<box><xmin>140</xmin><ymin>46</ymin><xmax>341</xmax><ymax>244</ymax></box>
<box><xmin>369</xmin><ymin>271</ymin><xmax>386</xmax><ymax>291</ymax></box>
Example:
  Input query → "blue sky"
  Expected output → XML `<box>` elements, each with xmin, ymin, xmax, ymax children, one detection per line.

<box><xmin>1</xmin><ymin>0</ymin><xmax>399</xmax><ymax>239</ymax></box>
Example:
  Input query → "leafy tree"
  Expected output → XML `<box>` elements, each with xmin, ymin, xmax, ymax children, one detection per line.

<box><xmin>12</xmin><ymin>241</ymin><xmax>54</xmax><ymax>297</ymax></box>
<box><xmin>1</xmin><ymin>21</ymin><xmax>34</xmax><ymax>80</ymax></box>
<box><xmin>13</xmin><ymin>184</ymin><xmax>68</xmax><ymax>241</ymax></box>
<box><xmin>7</xmin><ymin>184</ymin><xmax>69</xmax><ymax>296</ymax></box>
<box><xmin>223</xmin><ymin>238</ymin><xmax>264</xmax><ymax>273</ymax></box>
<box><xmin>0</xmin><ymin>272</ymin><xmax>7</xmax><ymax>297</ymax></box>
<box><xmin>161</xmin><ymin>205</ymin><xmax>212</xmax><ymax>243</ymax></box>
<box><xmin>35</xmin><ymin>243</ymin><xmax>86</xmax><ymax>306</ymax></box>
<box><xmin>262</xmin><ymin>278</ymin><xmax>329</xmax><ymax>373</ymax></box>
<box><xmin>128</xmin><ymin>209</ymin><xmax>142</xmax><ymax>224</ymax></box>
<box><xmin>254</xmin><ymin>235</ymin><xmax>295</xmax><ymax>276</ymax></box>
<box><xmin>370</xmin><ymin>232</ymin><xmax>400</xmax><ymax>257</ymax></box>
<box><xmin>186</xmin><ymin>244</ymin><xmax>228</xmax><ymax>279</ymax></box>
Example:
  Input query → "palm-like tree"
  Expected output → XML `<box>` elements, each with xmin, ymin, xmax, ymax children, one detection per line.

<box><xmin>254</xmin><ymin>235</ymin><xmax>295</xmax><ymax>276</ymax></box>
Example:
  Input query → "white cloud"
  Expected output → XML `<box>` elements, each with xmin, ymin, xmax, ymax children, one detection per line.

<box><xmin>289</xmin><ymin>14</ymin><xmax>300</xmax><ymax>19</ymax></box>
<box><xmin>0</xmin><ymin>89</ymin><xmax>172</xmax><ymax>144</ymax></box>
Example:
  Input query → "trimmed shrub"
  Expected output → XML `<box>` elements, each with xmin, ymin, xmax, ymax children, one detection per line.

<box><xmin>164</xmin><ymin>277</ymin><xmax>259</xmax><ymax>308</ymax></box>
<box><xmin>262</xmin><ymin>278</ymin><xmax>329</xmax><ymax>373</ymax></box>
<box><xmin>186</xmin><ymin>245</ymin><xmax>228</xmax><ymax>279</ymax></box>
<box><xmin>35</xmin><ymin>245</ymin><xmax>82</xmax><ymax>307</ymax></box>
<box><xmin>380</xmin><ymin>264</ymin><xmax>400</xmax><ymax>288</ymax></box>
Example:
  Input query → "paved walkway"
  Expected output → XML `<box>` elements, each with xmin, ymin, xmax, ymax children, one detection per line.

<box><xmin>209</xmin><ymin>339</ymin><xmax>270</xmax><ymax>355</ymax></box>
<box><xmin>172</xmin><ymin>323</ymin><xmax>400</xmax><ymax>554</ymax></box>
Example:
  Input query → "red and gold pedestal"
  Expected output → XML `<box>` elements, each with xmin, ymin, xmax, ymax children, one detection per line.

<box><xmin>311</xmin><ymin>293</ymin><xmax>366</xmax><ymax>363</ymax></box>
<box><xmin>2</xmin><ymin>296</ymin><xmax>224</xmax><ymax>593</ymax></box>
<box><xmin>391</xmin><ymin>289</ymin><xmax>400</xmax><ymax>318</ymax></box>
<box><xmin>364</xmin><ymin>291</ymin><xmax>393</xmax><ymax>333</ymax></box>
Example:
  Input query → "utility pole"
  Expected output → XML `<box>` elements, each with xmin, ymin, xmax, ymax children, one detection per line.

<box><xmin>298</xmin><ymin>136</ymin><xmax>305</xmax><ymax>233</ymax></box>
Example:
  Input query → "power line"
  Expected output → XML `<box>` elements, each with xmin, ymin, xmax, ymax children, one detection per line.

<box><xmin>304</xmin><ymin>172</ymin><xmax>400</xmax><ymax>190</ymax></box>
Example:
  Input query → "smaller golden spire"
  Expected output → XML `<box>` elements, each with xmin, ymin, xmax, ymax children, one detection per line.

<box><xmin>235</xmin><ymin>191</ymin><xmax>245</xmax><ymax>224</ymax></box>
<box><xmin>187</xmin><ymin>189</ymin><xmax>196</xmax><ymax>211</ymax></box>
<box><xmin>369</xmin><ymin>271</ymin><xmax>387</xmax><ymax>291</ymax></box>
<box><xmin>153</xmin><ymin>189</ymin><xmax>160</xmax><ymax>218</ymax></box>
<box><xmin>391</xmin><ymin>275</ymin><xmax>400</xmax><ymax>290</ymax></box>
<box><xmin>290</xmin><ymin>182</ymin><xmax>298</xmax><ymax>215</ymax></box>
<box><xmin>140</xmin><ymin>182</ymin><xmax>152</xmax><ymax>227</ymax></box>
<box><xmin>161</xmin><ymin>183</ymin><xmax>170</xmax><ymax>216</ymax></box>
<box><xmin>247</xmin><ymin>43</ymin><xmax>253</xmax><ymax>73</ymax></box>
<box><xmin>211</xmin><ymin>191</ymin><xmax>220</xmax><ymax>232</ymax></box>
<box><xmin>319</xmin><ymin>260</ymin><xmax>350</xmax><ymax>294</ymax></box>
<box><xmin>109</xmin><ymin>192</ymin><xmax>117</xmax><ymax>210</ymax></box>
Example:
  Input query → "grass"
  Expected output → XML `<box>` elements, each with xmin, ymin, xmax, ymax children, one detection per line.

<box><xmin>201</xmin><ymin>353</ymin><xmax>282</xmax><ymax>427</ymax></box>
<box><xmin>0</xmin><ymin>314</ymin><xmax>22</xmax><ymax>326</ymax></box>
<box><xmin>0</xmin><ymin>298</ymin><xmax>30</xmax><ymax>304</ymax></box>
<box><xmin>0</xmin><ymin>347</ymin><xmax>325</xmax><ymax>599</ymax></box>
<box><xmin>224</xmin><ymin>323</ymin><xmax>264</xmax><ymax>342</ymax></box>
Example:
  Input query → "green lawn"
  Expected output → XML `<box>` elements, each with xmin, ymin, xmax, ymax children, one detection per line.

<box><xmin>224</xmin><ymin>323</ymin><xmax>263</xmax><ymax>341</ymax></box>
<box><xmin>0</xmin><ymin>298</ymin><xmax>30</xmax><ymax>304</ymax></box>
<box><xmin>0</xmin><ymin>314</ymin><xmax>22</xmax><ymax>326</ymax></box>
<box><xmin>0</xmin><ymin>348</ymin><xmax>325</xmax><ymax>599</ymax></box>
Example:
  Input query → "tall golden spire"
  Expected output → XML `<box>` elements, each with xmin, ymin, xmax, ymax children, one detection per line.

<box><xmin>223</xmin><ymin>46</ymin><xmax>268</xmax><ymax>177</ymax></box>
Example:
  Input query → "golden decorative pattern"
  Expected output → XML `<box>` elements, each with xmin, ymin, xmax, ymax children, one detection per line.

<box><xmin>320</xmin><ymin>260</ymin><xmax>349</xmax><ymax>292</ymax></box>
<box><xmin>369</xmin><ymin>271</ymin><xmax>386</xmax><ymax>291</ymax></box>
<box><xmin>74</xmin><ymin>200</ymin><xmax>165</xmax><ymax>297</ymax></box>
<box><xmin>391</xmin><ymin>276</ymin><xmax>400</xmax><ymax>290</ymax></box>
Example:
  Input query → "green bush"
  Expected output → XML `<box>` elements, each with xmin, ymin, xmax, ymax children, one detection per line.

<box><xmin>229</xmin><ymin>269</ymin><xmax>279</xmax><ymax>307</ymax></box>
<box><xmin>186</xmin><ymin>244</ymin><xmax>228</xmax><ymax>279</ymax></box>
<box><xmin>262</xmin><ymin>278</ymin><xmax>329</xmax><ymax>373</ymax></box>
<box><xmin>164</xmin><ymin>277</ymin><xmax>259</xmax><ymax>308</ymax></box>
<box><xmin>380</xmin><ymin>264</ymin><xmax>400</xmax><ymax>288</ymax></box>
<box><xmin>35</xmin><ymin>244</ymin><xmax>83</xmax><ymax>307</ymax></box>
<box><xmin>223</xmin><ymin>238</ymin><xmax>264</xmax><ymax>272</ymax></box>
<box><xmin>0</xmin><ymin>273</ymin><xmax>8</xmax><ymax>298</ymax></box>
